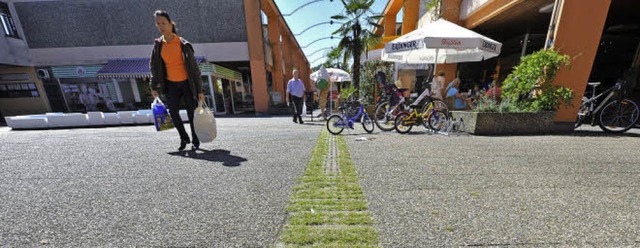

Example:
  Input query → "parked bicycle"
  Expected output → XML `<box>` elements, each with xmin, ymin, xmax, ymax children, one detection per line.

<box><xmin>575</xmin><ymin>79</ymin><xmax>639</xmax><ymax>133</ymax></box>
<box><xmin>373</xmin><ymin>83</ymin><xmax>448</xmax><ymax>131</ymax></box>
<box><xmin>326</xmin><ymin>100</ymin><xmax>375</xmax><ymax>135</ymax></box>
<box><xmin>394</xmin><ymin>103</ymin><xmax>448</xmax><ymax>134</ymax></box>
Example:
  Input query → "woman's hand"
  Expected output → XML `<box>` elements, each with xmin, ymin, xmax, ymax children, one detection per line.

<box><xmin>198</xmin><ymin>93</ymin><xmax>205</xmax><ymax>102</ymax></box>
<box><xmin>151</xmin><ymin>90</ymin><xmax>159</xmax><ymax>98</ymax></box>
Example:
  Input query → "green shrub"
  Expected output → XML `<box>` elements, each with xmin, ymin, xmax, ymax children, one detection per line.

<box><xmin>473</xmin><ymin>97</ymin><xmax>531</xmax><ymax>113</ymax></box>
<box><xmin>502</xmin><ymin>49</ymin><xmax>574</xmax><ymax>112</ymax></box>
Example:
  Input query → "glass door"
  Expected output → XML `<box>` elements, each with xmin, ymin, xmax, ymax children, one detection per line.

<box><xmin>213</xmin><ymin>78</ymin><xmax>227</xmax><ymax>114</ymax></box>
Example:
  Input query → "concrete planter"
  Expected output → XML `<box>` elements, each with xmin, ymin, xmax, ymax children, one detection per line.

<box><xmin>451</xmin><ymin>111</ymin><xmax>556</xmax><ymax>135</ymax></box>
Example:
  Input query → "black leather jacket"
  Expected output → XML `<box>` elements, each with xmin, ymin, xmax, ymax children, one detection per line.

<box><xmin>149</xmin><ymin>36</ymin><xmax>203</xmax><ymax>101</ymax></box>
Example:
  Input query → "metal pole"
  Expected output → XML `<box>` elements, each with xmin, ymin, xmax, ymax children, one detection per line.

<box><xmin>521</xmin><ymin>32</ymin><xmax>530</xmax><ymax>60</ymax></box>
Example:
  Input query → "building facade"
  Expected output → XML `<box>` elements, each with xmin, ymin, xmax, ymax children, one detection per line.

<box><xmin>0</xmin><ymin>0</ymin><xmax>310</xmax><ymax>116</ymax></box>
<box><xmin>372</xmin><ymin>0</ymin><xmax>640</xmax><ymax>131</ymax></box>
<box><xmin>0</xmin><ymin>0</ymin><xmax>51</xmax><ymax>118</ymax></box>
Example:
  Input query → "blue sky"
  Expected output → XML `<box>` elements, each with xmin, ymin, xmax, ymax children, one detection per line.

<box><xmin>274</xmin><ymin>0</ymin><xmax>402</xmax><ymax>68</ymax></box>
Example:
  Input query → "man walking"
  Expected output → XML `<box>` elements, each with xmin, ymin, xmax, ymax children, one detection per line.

<box><xmin>286</xmin><ymin>69</ymin><xmax>306</xmax><ymax>124</ymax></box>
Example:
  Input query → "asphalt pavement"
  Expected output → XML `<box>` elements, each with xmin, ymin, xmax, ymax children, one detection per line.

<box><xmin>0</xmin><ymin>116</ymin><xmax>323</xmax><ymax>247</ymax></box>
<box><xmin>3</xmin><ymin>115</ymin><xmax>640</xmax><ymax>247</ymax></box>
<box><xmin>346</xmin><ymin>126</ymin><xmax>640</xmax><ymax>247</ymax></box>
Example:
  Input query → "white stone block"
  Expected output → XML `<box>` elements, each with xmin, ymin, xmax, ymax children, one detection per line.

<box><xmin>6</xmin><ymin>115</ymin><xmax>48</xmax><ymax>129</ymax></box>
<box><xmin>179</xmin><ymin>109</ymin><xmax>189</xmax><ymax>122</ymax></box>
<box><xmin>87</xmin><ymin>112</ymin><xmax>105</xmax><ymax>126</ymax></box>
<box><xmin>47</xmin><ymin>113</ymin><xmax>89</xmax><ymax>128</ymax></box>
<box><xmin>134</xmin><ymin>110</ymin><xmax>153</xmax><ymax>124</ymax></box>
<box><xmin>117</xmin><ymin>111</ymin><xmax>136</xmax><ymax>124</ymax></box>
<box><xmin>103</xmin><ymin>113</ymin><xmax>120</xmax><ymax>125</ymax></box>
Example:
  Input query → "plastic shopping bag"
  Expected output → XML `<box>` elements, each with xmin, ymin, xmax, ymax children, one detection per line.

<box><xmin>302</xmin><ymin>102</ymin><xmax>307</xmax><ymax>117</ymax></box>
<box><xmin>152</xmin><ymin>97</ymin><xmax>174</xmax><ymax>131</ymax></box>
<box><xmin>194</xmin><ymin>101</ymin><xmax>217</xmax><ymax>143</ymax></box>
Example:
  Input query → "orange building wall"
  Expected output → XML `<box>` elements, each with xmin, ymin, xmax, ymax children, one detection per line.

<box><xmin>267</xmin><ymin>15</ymin><xmax>284</xmax><ymax>97</ymax></box>
<box><xmin>401</xmin><ymin>0</ymin><xmax>420</xmax><ymax>35</ymax></box>
<box><xmin>552</xmin><ymin>0</ymin><xmax>611</xmax><ymax>123</ymax></box>
<box><xmin>243</xmin><ymin>0</ymin><xmax>269</xmax><ymax>113</ymax></box>
<box><xmin>245</xmin><ymin>0</ymin><xmax>310</xmax><ymax>112</ymax></box>
<box><xmin>438</xmin><ymin>0</ymin><xmax>463</xmax><ymax>83</ymax></box>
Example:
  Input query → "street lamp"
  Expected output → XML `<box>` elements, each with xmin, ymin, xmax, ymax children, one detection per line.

<box><xmin>302</xmin><ymin>36</ymin><xmax>335</xmax><ymax>48</ymax></box>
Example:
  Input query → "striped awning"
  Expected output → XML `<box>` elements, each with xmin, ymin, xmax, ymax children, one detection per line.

<box><xmin>96</xmin><ymin>57</ymin><xmax>206</xmax><ymax>79</ymax></box>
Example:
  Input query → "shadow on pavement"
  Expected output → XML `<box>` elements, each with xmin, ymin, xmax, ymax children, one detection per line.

<box><xmin>167</xmin><ymin>149</ymin><xmax>248</xmax><ymax>167</ymax></box>
<box><xmin>301</xmin><ymin>122</ymin><xmax>325</xmax><ymax>126</ymax></box>
<box><xmin>570</xmin><ymin>129</ymin><xmax>640</xmax><ymax>138</ymax></box>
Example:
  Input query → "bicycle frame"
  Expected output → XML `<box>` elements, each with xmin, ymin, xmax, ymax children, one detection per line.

<box><xmin>399</xmin><ymin>108</ymin><xmax>426</xmax><ymax>126</ymax></box>
<box><xmin>581</xmin><ymin>83</ymin><xmax>618</xmax><ymax>116</ymax></box>
<box><xmin>333</xmin><ymin>102</ymin><xmax>369</xmax><ymax>129</ymax></box>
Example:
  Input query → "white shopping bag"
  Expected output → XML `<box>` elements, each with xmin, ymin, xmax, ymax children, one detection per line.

<box><xmin>302</xmin><ymin>102</ymin><xmax>307</xmax><ymax>117</ymax></box>
<box><xmin>193</xmin><ymin>101</ymin><xmax>217</xmax><ymax>143</ymax></box>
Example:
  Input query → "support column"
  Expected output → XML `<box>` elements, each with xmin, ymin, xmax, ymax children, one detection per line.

<box><xmin>268</xmin><ymin>15</ymin><xmax>284</xmax><ymax>100</ymax></box>
<box><xmin>551</xmin><ymin>0</ymin><xmax>611</xmax><ymax>125</ymax></box>
<box><xmin>384</xmin><ymin>13</ymin><xmax>397</xmax><ymax>36</ymax></box>
<box><xmin>401</xmin><ymin>0</ymin><xmax>420</xmax><ymax>35</ymax></box>
<box><xmin>243</xmin><ymin>0</ymin><xmax>269</xmax><ymax>113</ymax></box>
<box><xmin>438</xmin><ymin>0</ymin><xmax>463</xmax><ymax>83</ymax></box>
<box><xmin>282</xmin><ymin>34</ymin><xmax>294</xmax><ymax>81</ymax></box>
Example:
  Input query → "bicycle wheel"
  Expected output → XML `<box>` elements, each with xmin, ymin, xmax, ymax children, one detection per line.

<box><xmin>598</xmin><ymin>99</ymin><xmax>640</xmax><ymax>133</ymax></box>
<box><xmin>394</xmin><ymin>112</ymin><xmax>412</xmax><ymax>134</ymax></box>
<box><xmin>427</xmin><ymin>110</ymin><xmax>448</xmax><ymax>131</ymax></box>
<box><xmin>361</xmin><ymin>114</ymin><xmax>375</xmax><ymax>133</ymax></box>
<box><xmin>374</xmin><ymin>101</ymin><xmax>396</xmax><ymax>131</ymax></box>
<box><xmin>421</xmin><ymin>100</ymin><xmax>448</xmax><ymax>116</ymax></box>
<box><xmin>326</xmin><ymin>115</ymin><xmax>345</xmax><ymax>135</ymax></box>
<box><xmin>574</xmin><ymin>96</ymin><xmax>589</xmax><ymax>128</ymax></box>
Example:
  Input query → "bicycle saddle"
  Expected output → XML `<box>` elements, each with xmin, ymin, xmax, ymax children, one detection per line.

<box><xmin>398</xmin><ymin>88</ymin><xmax>409</xmax><ymax>93</ymax></box>
<box><xmin>587</xmin><ymin>82</ymin><xmax>601</xmax><ymax>87</ymax></box>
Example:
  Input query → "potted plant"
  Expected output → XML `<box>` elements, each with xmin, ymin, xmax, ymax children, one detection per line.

<box><xmin>452</xmin><ymin>49</ymin><xmax>574</xmax><ymax>135</ymax></box>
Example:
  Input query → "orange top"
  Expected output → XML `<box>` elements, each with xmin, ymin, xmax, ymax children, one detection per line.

<box><xmin>161</xmin><ymin>34</ymin><xmax>188</xmax><ymax>82</ymax></box>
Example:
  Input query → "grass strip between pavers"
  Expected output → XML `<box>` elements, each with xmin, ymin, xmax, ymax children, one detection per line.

<box><xmin>276</xmin><ymin>130</ymin><xmax>380</xmax><ymax>247</ymax></box>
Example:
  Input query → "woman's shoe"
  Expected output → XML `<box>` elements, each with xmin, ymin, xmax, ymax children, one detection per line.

<box><xmin>178</xmin><ymin>139</ymin><xmax>191</xmax><ymax>151</ymax></box>
<box><xmin>191</xmin><ymin>141</ymin><xmax>200</xmax><ymax>150</ymax></box>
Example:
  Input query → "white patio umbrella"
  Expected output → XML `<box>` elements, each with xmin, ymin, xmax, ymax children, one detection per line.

<box><xmin>310</xmin><ymin>68</ymin><xmax>351</xmax><ymax>82</ymax></box>
<box><xmin>310</xmin><ymin>68</ymin><xmax>351</xmax><ymax>116</ymax></box>
<box><xmin>381</xmin><ymin>19</ymin><xmax>502</xmax><ymax>67</ymax></box>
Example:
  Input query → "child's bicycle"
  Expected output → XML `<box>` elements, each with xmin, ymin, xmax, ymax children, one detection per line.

<box><xmin>326</xmin><ymin>100</ymin><xmax>375</xmax><ymax>135</ymax></box>
<box><xmin>394</xmin><ymin>103</ymin><xmax>448</xmax><ymax>134</ymax></box>
<box><xmin>374</xmin><ymin>83</ymin><xmax>448</xmax><ymax>131</ymax></box>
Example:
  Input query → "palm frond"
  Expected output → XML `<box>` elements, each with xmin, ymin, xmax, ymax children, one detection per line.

<box><xmin>331</xmin><ymin>15</ymin><xmax>347</xmax><ymax>20</ymax></box>
<box><xmin>367</xmin><ymin>21</ymin><xmax>383</xmax><ymax>29</ymax></box>
<box><xmin>367</xmin><ymin>15</ymin><xmax>384</xmax><ymax>20</ymax></box>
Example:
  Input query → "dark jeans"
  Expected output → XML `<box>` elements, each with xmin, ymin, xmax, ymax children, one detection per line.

<box><xmin>291</xmin><ymin>95</ymin><xmax>303</xmax><ymax>122</ymax></box>
<box><xmin>166</xmin><ymin>81</ymin><xmax>199</xmax><ymax>144</ymax></box>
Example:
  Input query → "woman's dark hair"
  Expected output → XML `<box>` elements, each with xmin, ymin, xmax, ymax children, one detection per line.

<box><xmin>154</xmin><ymin>10</ymin><xmax>177</xmax><ymax>34</ymax></box>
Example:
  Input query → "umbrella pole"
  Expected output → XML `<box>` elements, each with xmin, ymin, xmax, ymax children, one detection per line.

<box><xmin>433</xmin><ymin>48</ymin><xmax>439</xmax><ymax>78</ymax></box>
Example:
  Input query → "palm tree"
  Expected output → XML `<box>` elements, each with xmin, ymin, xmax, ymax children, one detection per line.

<box><xmin>331</xmin><ymin>0</ymin><xmax>381</xmax><ymax>95</ymax></box>
<box><xmin>322</xmin><ymin>47</ymin><xmax>349</xmax><ymax>70</ymax></box>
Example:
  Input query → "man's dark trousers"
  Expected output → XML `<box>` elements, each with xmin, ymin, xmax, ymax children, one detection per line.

<box><xmin>291</xmin><ymin>95</ymin><xmax>303</xmax><ymax>123</ymax></box>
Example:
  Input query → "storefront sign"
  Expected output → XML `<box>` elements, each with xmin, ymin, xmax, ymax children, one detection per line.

<box><xmin>389</xmin><ymin>40</ymin><xmax>422</xmax><ymax>52</ymax></box>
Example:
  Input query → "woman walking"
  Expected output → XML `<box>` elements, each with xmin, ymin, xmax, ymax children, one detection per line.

<box><xmin>149</xmin><ymin>10</ymin><xmax>205</xmax><ymax>151</ymax></box>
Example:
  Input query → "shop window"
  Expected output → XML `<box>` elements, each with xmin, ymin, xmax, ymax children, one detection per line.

<box><xmin>0</xmin><ymin>2</ymin><xmax>19</xmax><ymax>39</ymax></box>
<box><xmin>0</xmin><ymin>83</ymin><xmax>39</xmax><ymax>98</ymax></box>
